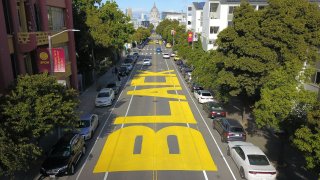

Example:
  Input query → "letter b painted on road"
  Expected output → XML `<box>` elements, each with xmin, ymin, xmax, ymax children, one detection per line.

<box><xmin>93</xmin><ymin>126</ymin><xmax>217</xmax><ymax>173</ymax></box>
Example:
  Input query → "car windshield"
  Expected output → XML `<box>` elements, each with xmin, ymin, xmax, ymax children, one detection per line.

<box><xmin>107</xmin><ymin>83</ymin><xmax>115</xmax><ymax>88</ymax></box>
<box><xmin>230</xmin><ymin>127</ymin><xmax>244</xmax><ymax>132</ymax></box>
<box><xmin>202</xmin><ymin>93</ymin><xmax>212</xmax><ymax>96</ymax></box>
<box><xmin>49</xmin><ymin>145</ymin><xmax>71</xmax><ymax>157</ymax></box>
<box><xmin>98</xmin><ymin>92</ymin><xmax>110</xmax><ymax>97</ymax></box>
<box><xmin>79</xmin><ymin>120</ymin><xmax>90</xmax><ymax>128</ymax></box>
<box><xmin>248</xmin><ymin>155</ymin><xmax>270</xmax><ymax>166</ymax></box>
<box><xmin>144</xmin><ymin>60</ymin><xmax>150</xmax><ymax>62</ymax></box>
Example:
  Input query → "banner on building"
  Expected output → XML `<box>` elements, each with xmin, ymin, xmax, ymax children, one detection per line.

<box><xmin>188</xmin><ymin>31</ymin><xmax>193</xmax><ymax>42</ymax></box>
<box><xmin>37</xmin><ymin>48</ymin><xmax>51</xmax><ymax>73</ymax></box>
<box><xmin>52</xmin><ymin>48</ymin><xmax>66</xmax><ymax>72</ymax></box>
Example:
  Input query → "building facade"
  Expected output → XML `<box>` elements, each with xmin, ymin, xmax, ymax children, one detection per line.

<box><xmin>0</xmin><ymin>0</ymin><xmax>78</xmax><ymax>95</ymax></box>
<box><xmin>187</xmin><ymin>2</ymin><xmax>205</xmax><ymax>34</ymax></box>
<box><xmin>161</xmin><ymin>12</ymin><xmax>187</xmax><ymax>26</ymax></box>
<box><xmin>150</xmin><ymin>3</ymin><xmax>160</xmax><ymax>28</ymax></box>
<box><xmin>126</xmin><ymin>8</ymin><xmax>133</xmax><ymax>19</ymax></box>
<box><xmin>201</xmin><ymin>0</ymin><xmax>268</xmax><ymax>51</ymax></box>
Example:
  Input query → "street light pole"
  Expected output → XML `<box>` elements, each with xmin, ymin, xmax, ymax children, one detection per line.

<box><xmin>48</xmin><ymin>29</ymin><xmax>80</xmax><ymax>75</ymax></box>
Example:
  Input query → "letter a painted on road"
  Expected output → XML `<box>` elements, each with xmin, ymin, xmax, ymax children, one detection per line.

<box><xmin>93</xmin><ymin>126</ymin><xmax>217</xmax><ymax>173</ymax></box>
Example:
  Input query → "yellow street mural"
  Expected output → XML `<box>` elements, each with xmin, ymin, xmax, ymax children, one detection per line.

<box><xmin>94</xmin><ymin>126</ymin><xmax>217</xmax><ymax>172</ymax></box>
<box><xmin>127</xmin><ymin>87</ymin><xmax>186</xmax><ymax>100</ymax></box>
<box><xmin>94</xmin><ymin>71</ymin><xmax>217</xmax><ymax>173</ymax></box>
<box><xmin>114</xmin><ymin>101</ymin><xmax>196</xmax><ymax>124</ymax></box>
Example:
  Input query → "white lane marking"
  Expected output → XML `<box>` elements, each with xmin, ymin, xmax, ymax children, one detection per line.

<box><xmin>103</xmin><ymin>172</ymin><xmax>109</xmax><ymax>180</ymax></box>
<box><xmin>203</xmin><ymin>170</ymin><xmax>209</xmax><ymax>180</ymax></box>
<box><xmin>76</xmin><ymin>55</ymin><xmax>143</xmax><ymax>180</ymax></box>
<box><xmin>170</xmin><ymin>59</ymin><xmax>237</xmax><ymax>180</ymax></box>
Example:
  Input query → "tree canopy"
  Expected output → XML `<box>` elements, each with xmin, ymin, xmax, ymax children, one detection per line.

<box><xmin>132</xmin><ymin>27</ymin><xmax>151</xmax><ymax>44</ymax></box>
<box><xmin>0</xmin><ymin>74</ymin><xmax>78</xmax><ymax>176</ymax></box>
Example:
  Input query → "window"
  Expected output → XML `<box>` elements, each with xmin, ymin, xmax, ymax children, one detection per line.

<box><xmin>210</xmin><ymin>26</ymin><xmax>219</xmax><ymax>34</ymax></box>
<box><xmin>48</xmin><ymin>6</ymin><xmax>65</xmax><ymax>31</ymax></box>
<box><xmin>2</xmin><ymin>0</ymin><xmax>12</xmax><ymax>33</ymax></box>
<box><xmin>234</xmin><ymin>147</ymin><xmax>246</xmax><ymax>160</ymax></box>
<box><xmin>228</xmin><ymin>21</ymin><xmax>233</xmax><ymax>27</ymax></box>
<box><xmin>210</xmin><ymin>3</ymin><xmax>219</xmax><ymax>12</ymax></box>
<box><xmin>259</xmin><ymin>6</ymin><xmax>266</xmax><ymax>10</ymax></box>
<box><xmin>188</xmin><ymin>21</ymin><xmax>191</xmax><ymax>25</ymax></box>
<box><xmin>315</xmin><ymin>71</ymin><xmax>320</xmax><ymax>84</ymax></box>
<box><xmin>229</xmin><ymin>6</ymin><xmax>235</xmax><ymax>14</ymax></box>
<box><xmin>188</xmin><ymin>7</ymin><xmax>192</xmax><ymax>11</ymax></box>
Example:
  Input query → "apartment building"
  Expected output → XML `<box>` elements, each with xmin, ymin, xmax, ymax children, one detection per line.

<box><xmin>161</xmin><ymin>12</ymin><xmax>187</xmax><ymax>25</ymax></box>
<box><xmin>186</xmin><ymin>2</ymin><xmax>205</xmax><ymax>34</ymax></box>
<box><xmin>0</xmin><ymin>0</ymin><xmax>78</xmax><ymax>95</ymax></box>
<box><xmin>201</xmin><ymin>0</ymin><xmax>267</xmax><ymax>51</ymax></box>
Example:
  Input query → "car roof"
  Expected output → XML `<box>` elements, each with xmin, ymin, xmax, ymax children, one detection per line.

<box><xmin>199</xmin><ymin>90</ymin><xmax>211</xmax><ymax>93</ymax></box>
<box><xmin>218</xmin><ymin>117</ymin><xmax>242</xmax><ymax>126</ymax></box>
<box><xmin>241</xmin><ymin>145</ymin><xmax>265</xmax><ymax>155</ymax></box>
<box><xmin>99</xmin><ymin>88</ymin><xmax>112</xmax><ymax>93</ymax></box>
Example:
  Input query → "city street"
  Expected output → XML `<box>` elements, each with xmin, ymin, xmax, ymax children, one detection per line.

<box><xmin>52</xmin><ymin>42</ymin><xmax>243</xmax><ymax>180</ymax></box>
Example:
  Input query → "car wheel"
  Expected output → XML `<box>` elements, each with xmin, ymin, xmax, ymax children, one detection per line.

<box><xmin>82</xmin><ymin>146</ymin><xmax>86</xmax><ymax>155</ymax></box>
<box><xmin>239</xmin><ymin>167</ymin><xmax>245</xmax><ymax>179</ymax></box>
<box><xmin>69</xmin><ymin>164</ymin><xmax>75</xmax><ymax>175</ymax></box>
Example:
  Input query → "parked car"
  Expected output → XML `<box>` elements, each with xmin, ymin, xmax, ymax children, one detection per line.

<box><xmin>203</xmin><ymin>102</ymin><xmax>226</xmax><ymax>118</ymax></box>
<box><xmin>118</xmin><ymin>66</ymin><xmax>129</xmax><ymax>76</ymax></box>
<box><xmin>212</xmin><ymin>117</ymin><xmax>246</xmax><ymax>142</ymax></box>
<box><xmin>174</xmin><ymin>55</ymin><xmax>181</xmax><ymax>61</ymax></box>
<box><xmin>132</xmin><ymin>52</ymin><xmax>139</xmax><ymax>62</ymax></box>
<box><xmin>163</xmin><ymin>53</ymin><xmax>170</xmax><ymax>59</ymax></box>
<box><xmin>189</xmin><ymin>82</ymin><xmax>203</xmax><ymax>92</ymax></box>
<box><xmin>156</xmin><ymin>47</ymin><xmax>162</xmax><ymax>52</ymax></box>
<box><xmin>170</xmin><ymin>52</ymin><xmax>176</xmax><ymax>57</ymax></box>
<box><xmin>143</xmin><ymin>58</ymin><xmax>152</xmax><ymax>66</ymax></box>
<box><xmin>40</xmin><ymin>133</ymin><xmax>86</xmax><ymax>177</ymax></box>
<box><xmin>182</xmin><ymin>67</ymin><xmax>193</xmax><ymax>77</ymax></box>
<box><xmin>78</xmin><ymin>114</ymin><xmax>99</xmax><ymax>140</ymax></box>
<box><xmin>166</xmin><ymin>43</ymin><xmax>172</xmax><ymax>48</ymax></box>
<box><xmin>121</xmin><ymin>63</ymin><xmax>133</xmax><ymax>71</ymax></box>
<box><xmin>106</xmin><ymin>81</ymin><xmax>121</xmax><ymax>95</ymax></box>
<box><xmin>95</xmin><ymin>88</ymin><xmax>115</xmax><ymax>107</ymax></box>
<box><xmin>124</xmin><ymin>58</ymin><xmax>134</xmax><ymax>66</ymax></box>
<box><xmin>227</xmin><ymin>141</ymin><xmax>277</xmax><ymax>180</ymax></box>
<box><xmin>194</xmin><ymin>90</ymin><xmax>215</xmax><ymax>104</ymax></box>
<box><xmin>175</xmin><ymin>59</ymin><xmax>183</xmax><ymax>65</ymax></box>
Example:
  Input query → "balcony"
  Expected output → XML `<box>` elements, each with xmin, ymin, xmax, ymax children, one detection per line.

<box><xmin>17</xmin><ymin>31</ymin><xmax>52</xmax><ymax>52</ymax></box>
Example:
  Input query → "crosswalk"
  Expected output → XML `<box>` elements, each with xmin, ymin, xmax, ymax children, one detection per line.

<box><xmin>137</xmin><ymin>46</ymin><xmax>172</xmax><ymax>55</ymax></box>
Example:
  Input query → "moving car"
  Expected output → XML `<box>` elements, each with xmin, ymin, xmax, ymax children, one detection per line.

<box><xmin>95</xmin><ymin>88</ymin><xmax>115</xmax><ymax>107</ymax></box>
<box><xmin>170</xmin><ymin>52</ymin><xmax>176</xmax><ymax>57</ymax></box>
<box><xmin>203</xmin><ymin>102</ymin><xmax>227</xmax><ymax>118</ymax></box>
<box><xmin>212</xmin><ymin>117</ymin><xmax>246</xmax><ymax>142</ymax></box>
<box><xmin>227</xmin><ymin>141</ymin><xmax>277</xmax><ymax>180</ymax></box>
<box><xmin>194</xmin><ymin>90</ymin><xmax>215</xmax><ymax>104</ymax></box>
<box><xmin>143</xmin><ymin>59</ymin><xmax>152</xmax><ymax>66</ymax></box>
<box><xmin>163</xmin><ymin>53</ymin><xmax>170</xmax><ymax>59</ymax></box>
<box><xmin>40</xmin><ymin>133</ymin><xmax>86</xmax><ymax>177</ymax></box>
<box><xmin>78</xmin><ymin>114</ymin><xmax>99</xmax><ymax>140</ymax></box>
<box><xmin>106</xmin><ymin>81</ymin><xmax>120</xmax><ymax>95</ymax></box>
<box><xmin>156</xmin><ymin>47</ymin><xmax>162</xmax><ymax>53</ymax></box>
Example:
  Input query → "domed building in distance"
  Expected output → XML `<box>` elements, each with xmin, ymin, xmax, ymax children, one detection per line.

<box><xmin>149</xmin><ymin>2</ymin><xmax>160</xmax><ymax>28</ymax></box>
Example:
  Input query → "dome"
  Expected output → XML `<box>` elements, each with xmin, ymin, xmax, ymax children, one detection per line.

<box><xmin>150</xmin><ymin>3</ymin><xmax>159</xmax><ymax>13</ymax></box>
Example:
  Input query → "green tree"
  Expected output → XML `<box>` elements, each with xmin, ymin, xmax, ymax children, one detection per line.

<box><xmin>215</xmin><ymin>0</ymin><xmax>320</xmax><ymax>101</ymax></box>
<box><xmin>293</xmin><ymin>101</ymin><xmax>320</xmax><ymax>172</ymax></box>
<box><xmin>0</xmin><ymin>74</ymin><xmax>79</xmax><ymax>176</ymax></box>
<box><xmin>132</xmin><ymin>27</ymin><xmax>151</xmax><ymax>44</ymax></box>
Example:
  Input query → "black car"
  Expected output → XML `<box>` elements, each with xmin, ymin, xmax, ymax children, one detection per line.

<box><xmin>132</xmin><ymin>52</ymin><xmax>139</xmax><ymax>61</ymax></box>
<box><xmin>212</xmin><ymin>117</ymin><xmax>246</xmax><ymax>142</ymax></box>
<box><xmin>175</xmin><ymin>60</ymin><xmax>183</xmax><ymax>65</ymax></box>
<box><xmin>106</xmin><ymin>82</ymin><xmax>120</xmax><ymax>95</ymax></box>
<box><xmin>118</xmin><ymin>66</ymin><xmax>129</xmax><ymax>76</ymax></box>
<box><xmin>203</xmin><ymin>102</ymin><xmax>227</xmax><ymax>118</ymax></box>
<box><xmin>40</xmin><ymin>133</ymin><xmax>86</xmax><ymax>177</ymax></box>
<box><xmin>124</xmin><ymin>57</ymin><xmax>134</xmax><ymax>64</ymax></box>
<box><xmin>190</xmin><ymin>82</ymin><xmax>203</xmax><ymax>92</ymax></box>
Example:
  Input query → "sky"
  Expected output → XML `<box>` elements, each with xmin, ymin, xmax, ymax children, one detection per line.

<box><xmin>102</xmin><ymin>0</ymin><xmax>202</xmax><ymax>14</ymax></box>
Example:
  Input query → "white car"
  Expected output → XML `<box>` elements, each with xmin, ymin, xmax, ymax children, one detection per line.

<box><xmin>78</xmin><ymin>114</ymin><xmax>99</xmax><ymax>140</ymax></box>
<box><xmin>170</xmin><ymin>52</ymin><xmax>176</xmax><ymax>57</ymax></box>
<box><xmin>227</xmin><ymin>141</ymin><xmax>277</xmax><ymax>180</ymax></box>
<box><xmin>194</xmin><ymin>90</ymin><xmax>215</xmax><ymax>104</ymax></box>
<box><xmin>143</xmin><ymin>59</ymin><xmax>152</xmax><ymax>66</ymax></box>
<box><xmin>95</xmin><ymin>88</ymin><xmax>115</xmax><ymax>107</ymax></box>
<box><xmin>163</xmin><ymin>53</ymin><xmax>170</xmax><ymax>59</ymax></box>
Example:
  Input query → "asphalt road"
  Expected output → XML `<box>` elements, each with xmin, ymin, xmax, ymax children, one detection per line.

<box><xmin>53</xmin><ymin>40</ymin><xmax>243</xmax><ymax>180</ymax></box>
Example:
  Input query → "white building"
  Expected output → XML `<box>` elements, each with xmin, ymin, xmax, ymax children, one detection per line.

<box><xmin>150</xmin><ymin>3</ymin><xmax>160</xmax><ymax>28</ymax></box>
<box><xmin>187</xmin><ymin>2</ymin><xmax>205</xmax><ymax>34</ymax></box>
<box><xmin>201</xmin><ymin>0</ymin><xmax>268</xmax><ymax>51</ymax></box>
<box><xmin>162</xmin><ymin>12</ymin><xmax>187</xmax><ymax>25</ymax></box>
